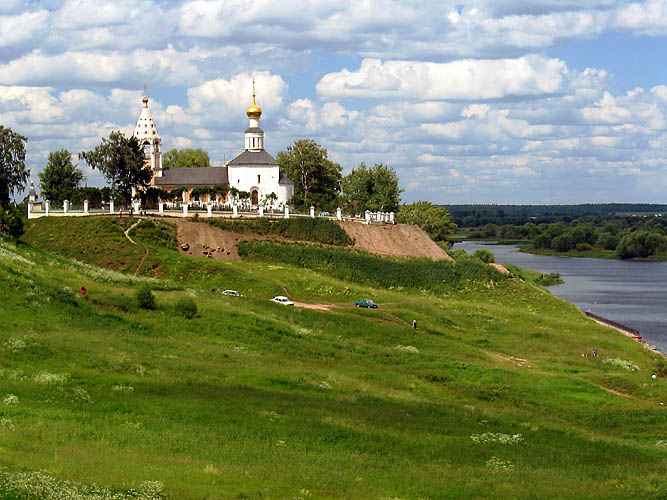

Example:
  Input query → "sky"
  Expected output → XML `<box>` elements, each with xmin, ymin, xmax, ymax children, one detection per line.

<box><xmin>1</xmin><ymin>0</ymin><xmax>666</xmax><ymax>204</ymax></box>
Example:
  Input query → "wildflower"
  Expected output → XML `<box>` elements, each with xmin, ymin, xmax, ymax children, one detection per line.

<box><xmin>3</xmin><ymin>395</ymin><xmax>18</xmax><ymax>406</ymax></box>
<box><xmin>656</xmin><ymin>440</ymin><xmax>667</xmax><ymax>448</ymax></box>
<box><xmin>33</xmin><ymin>372</ymin><xmax>69</xmax><ymax>385</ymax></box>
<box><xmin>470</xmin><ymin>432</ymin><xmax>523</xmax><ymax>445</ymax></box>
<box><xmin>203</xmin><ymin>464</ymin><xmax>220</xmax><ymax>475</ymax></box>
<box><xmin>394</xmin><ymin>345</ymin><xmax>419</xmax><ymax>354</ymax></box>
<box><xmin>602</xmin><ymin>358</ymin><xmax>640</xmax><ymax>372</ymax></box>
<box><xmin>5</xmin><ymin>338</ymin><xmax>27</xmax><ymax>352</ymax></box>
<box><xmin>276</xmin><ymin>439</ymin><xmax>287</xmax><ymax>447</ymax></box>
<box><xmin>0</xmin><ymin>418</ymin><xmax>15</xmax><ymax>430</ymax></box>
<box><xmin>486</xmin><ymin>456</ymin><xmax>514</xmax><ymax>472</ymax></box>
<box><xmin>319</xmin><ymin>381</ymin><xmax>332</xmax><ymax>390</ymax></box>
<box><xmin>72</xmin><ymin>388</ymin><xmax>92</xmax><ymax>403</ymax></box>
<box><xmin>112</xmin><ymin>385</ymin><xmax>134</xmax><ymax>393</ymax></box>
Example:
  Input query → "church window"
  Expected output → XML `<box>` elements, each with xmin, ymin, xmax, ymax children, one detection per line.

<box><xmin>257</xmin><ymin>175</ymin><xmax>261</xmax><ymax>183</ymax></box>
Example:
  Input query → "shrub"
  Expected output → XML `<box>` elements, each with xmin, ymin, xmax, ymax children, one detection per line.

<box><xmin>0</xmin><ymin>206</ymin><xmax>24</xmax><ymax>239</ymax></box>
<box><xmin>133</xmin><ymin>220</ymin><xmax>178</xmax><ymax>250</ymax></box>
<box><xmin>552</xmin><ymin>233</ymin><xmax>573</xmax><ymax>252</ymax></box>
<box><xmin>472</xmin><ymin>248</ymin><xmax>495</xmax><ymax>263</ymax></box>
<box><xmin>575</xmin><ymin>242</ymin><xmax>592</xmax><ymax>251</ymax></box>
<box><xmin>175</xmin><ymin>297</ymin><xmax>197</xmax><ymax>319</ymax></box>
<box><xmin>596</xmin><ymin>232</ymin><xmax>619</xmax><ymax>251</ymax></box>
<box><xmin>136</xmin><ymin>285</ymin><xmax>156</xmax><ymax>310</ymax></box>
<box><xmin>616</xmin><ymin>231</ymin><xmax>667</xmax><ymax>259</ymax></box>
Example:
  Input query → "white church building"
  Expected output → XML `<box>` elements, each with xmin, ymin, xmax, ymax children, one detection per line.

<box><xmin>138</xmin><ymin>83</ymin><xmax>294</xmax><ymax>208</ymax></box>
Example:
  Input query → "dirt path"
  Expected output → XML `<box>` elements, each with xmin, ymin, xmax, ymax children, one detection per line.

<box><xmin>124</xmin><ymin>220</ymin><xmax>149</xmax><ymax>276</ymax></box>
<box><xmin>172</xmin><ymin>219</ymin><xmax>251</xmax><ymax>261</ymax></box>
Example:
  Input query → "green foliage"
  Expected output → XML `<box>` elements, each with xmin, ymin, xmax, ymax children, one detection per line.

<box><xmin>396</xmin><ymin>201</ymin><xmax>457</xmax><ymax>243</ymax></box>
<box><xmin>616</xmin><ymin>231</ymin><xmax>667</xmax><ymax>259</ymax></box>
<box><xmin>341</xmin><ymin>162</ymin><xmax>402</xmax><ymax>213</ymax></box>
<box><xmin>162</xmin><ymin>148</ymin><xmax>211</xmax><ymax>169</ymax></box>
<box><xmin>38</xmin><ymin>149</ymin><xmax>84</xmax><ymax>204</ymax></box>
<box><xmin>472</xmin><ymin>248</ymin><xmax>495</xmax><ymax>263</ymax></box>
<box><xmin>174</xmin><ymin>297</ymin><xmax>197</xmax><ymax>319</ymax></box>
<box><xmin>132</xmin><ymin>220</ymin><xmax>179</xmax><ymax>250</ymax></box>
<box><xmin>596</xmin><ymin>232</ymin><xmax>620</xmax><ymax>251</ymax></box>
<box><xmin>0</xmin><ymin>126</ymin><xmax>28</xmax><ymax>208</ymax></box>
<box><xmin>79</xmin><ymin>131</ymin><xmax>151</xmax><ymax>206</ymax></box>
<box><xmin>189</xmin><ymin>184</ymin><xmax>229</xmax><ymax>202</ymax></box>
<box><xmin>277</xmin><ymin>139</ymin><xmax>341</xmax><ymax>211</ymax></box>
<box><xmin>69</xmin><ymin>186</ymin><xmax>112</xmax><ymax>208</ymax></box>
<box><xmin>135</xmin><ymin>284</ymin><xmax>156</xmax><ymax>310</ymax></box>
<box><xmin>552</xmin><ymin>233</ymin><xmax>573</xmax><ymax>252</ymax></box>
<box><xmin>238</xmin><ymin>240</ymin><xmax>503</xmax><ymax>292</ymax></box>
<box><xmin>0</xmin><ymin>205</ymin><xmax>24</xmax><ymax>239</ymax></box>
<box><xmin>207</xmin><ymin>217</ymin><xmax>353</xmax><ymax>246</ymax></box>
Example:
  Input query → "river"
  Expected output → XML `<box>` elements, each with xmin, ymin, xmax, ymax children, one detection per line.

<box><xmin>452</xmin><ymin>241</ymin><xmax>667</xmax><ymax>354</ymax></box>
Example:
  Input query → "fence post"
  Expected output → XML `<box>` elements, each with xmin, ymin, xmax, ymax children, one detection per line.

<box><xmin>109</xmin><ymin>200</ymin><xmax>114</xmax><ymax>214</ymax></box>
<box><xmin>390</xmin><ymin>211</ymin><xmax>395</xmax><ymax>224</ymax></box>
<box><xmin>232</xmin><ymin>204</ymin><xmax>238</xmax><ymax>218</ymax></box>
<box><xmin>159</xmin><ymin>202</ymin><xmax>164</xmax><ymax>216</ymax></box>
<box><xmin>83</xmin><ymin>200</ymin><xmax>89</xmax><ymax>215</ymax></box>
<box><xmin>183</xmin><ymin>203</ymin><xmax>189</xmax><ymax>218</ymax></box>
<box><xmin>259</xmin><ymin>205</ymin><xmax>264</xmax><ymax>217</ymax></box>
<box><xmin>27</xmin><ymin>202</ymin><xmax>33</xmax><ymax>219</ymax></box>
<box><xmin>310</xmin><ymin>206</ymin><xmax>315</xmax><ymax>218</ymax></box>
<box><xmin>133</xmin><ymin>200</ymin><xmax>140</xmax><ymax>214</ymax></box>
<box><xmin>64</xmin><ymin>200</ymin><xmax>69</xmax><ymax>216</ymax></box>
<box><xmin>284</xmin><ymin>206</ymin><xmax>290</xmax><ymax>219</ymax></box>
<box><xmin>207</xmin><ymin>203</ymin><xmax>212</xmax><ymax>218</ymax></box>
<box><xmin>336</xmin><ymin>207</ymin><xmax>342</xmax><ymax>221</ymax></box>
<box><xmin>365</xmin><ymin>210</ymin><xmax>371</xmax><ymax>224</ymax></box>
<box><xmin>45</xmin><ymin>200</ymin><xmax>50</xmax><ymax>217</ymax></box>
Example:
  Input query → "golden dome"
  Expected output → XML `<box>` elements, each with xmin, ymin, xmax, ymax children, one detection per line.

<box><xmin>246</xmin><ymin>94</ymin><xmax>262</xmax><ymax>119</ymax></box>
<box><xmin>246</xmin><ymin>78</ymin><xmax>262</xmax><ymax>118</ymax></box>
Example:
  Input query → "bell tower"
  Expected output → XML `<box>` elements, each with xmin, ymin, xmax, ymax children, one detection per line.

<box><xmin>244</xmin><ymin>78</ymin><xmax>265</xmax><ymax>152</ymax></box>
<box><xmin>133</xmin><ymin>88</ymin><xmax>163</xmax><ymax>175</ymax></box>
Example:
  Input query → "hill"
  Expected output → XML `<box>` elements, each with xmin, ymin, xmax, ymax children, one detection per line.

<box><xmin>4</xmin><ymin>216</ymin><xmax>667</xmax><ymax>499</ymax></box>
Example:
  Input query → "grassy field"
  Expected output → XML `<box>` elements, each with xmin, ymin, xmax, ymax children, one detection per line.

<box><xmin>2</xmin><ymin>217</ymin><xmax>666</xmax><ymax>499</ymax></box>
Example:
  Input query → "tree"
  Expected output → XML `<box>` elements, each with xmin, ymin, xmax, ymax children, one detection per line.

<box><xmin>341</xmin><ymin>162</ymin><xmax>402</xmax><ymax>214</ymax></box>
<box><xmin>162</xmin><ymin>148</ymin><xmax>211</xmax><ymax>169</ymax></box>
<box><xmin>0</xmin><ymin>206</ymin><xmax>24</xmax><ymax>239</ymax></box>
<box><xmin>79</xmin><ymin>131</ymin><xmax>152</xmax><ymax>206</ymax></box>
<box><xmin>616</xmin><ymin>231</ymin><xmax>666</xmax><ymax>259</ymax></box>
<box><xmin>473</xmin><ymin>248</ymin><xmax>495</xmax><ymax>263</ymax></box>
<box><xmin>0</xmin><ymin>126</ymin><xmax>28</xmax><ymax>208</ymax></box>
<box><xmin>38</xmin><ymin>150</ymin><xmax>84</xmax><ymax>205</ymax></box>
<box><xmin>277</xmin><ymin>139</ymin><xmax>341</xmax><ymax>211</ymax></box>
<box><xmin>396</xmin><ymin>201</ymin><xmax>457</xmax><ymax>244</ymax></box>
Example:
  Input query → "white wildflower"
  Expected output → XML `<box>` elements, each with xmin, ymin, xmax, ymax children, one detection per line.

<box><xmin>0</xmin><ymin>418</ymin><xmax>15</xmax><ymax>430</ymax></box>
<box><xmin>5</xmin><ymin>337</ymin><xmax>27</xmax><ymax>352</ymax></box>
<box><xmin>112</xmin><ymin>385</ymin><xmax>134</xmax><ymax>393</ymax></box>
<box><xmin>319</xmin><ymin>381</ymin><xmax>332</xmax><ymax>390</ymax></box>
<box><xmin>72</xmin><ymin>388</ymin><xmax>92</xmax><ymax>403</ymax></box>
<box><xmin>3</xmin><ymin>394</ymin><xmax>18</xmax><ymax>406</ymax></box>
<box><xmin>276</xmin><ymin>439</ymin><xmax>287</xmax><ymax>447</ymax></box>
<box><xmin>602</xmin><ymin>358</ymin><xmax>640</xmax><ymax>372</ymax></box>
<box><xmin>33</xmin><ymin>372</ymin><xmax>69</xmax><ymax>385</ymax></box>
<box><xmin>470</xmin><ymin>432</ymin><xmax>523</xmax><ymax>445</ymax></box>
<box><xmin>656</xmin><ymin>440</ymin><xmax>667</xmax><ymax>448</ymax></box>
<box><xmin>486</xmin><ymin>456</ymin><xmax>514</xmax><ymax>471</ymax></box>
<box><xmin>203</xmin><ymin>464</ymin><xmax>220</xmax><ymax>475</ymax></box>
<box><xmin>394</xmin><ymin>345</ymin><xmax>419</xmax><ymax>354</ymax></box>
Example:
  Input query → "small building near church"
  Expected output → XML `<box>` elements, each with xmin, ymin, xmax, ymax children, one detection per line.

<box><xmin>135</xmin><ymin>83</ymin><xmax>293</xmax><ymax>208</ymax></box>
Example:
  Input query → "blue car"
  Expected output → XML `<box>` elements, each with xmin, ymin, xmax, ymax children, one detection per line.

<box><xmin>354</xmin><ymin>299</ymin><xmax>378</xmax><ymax>308</ymax></box>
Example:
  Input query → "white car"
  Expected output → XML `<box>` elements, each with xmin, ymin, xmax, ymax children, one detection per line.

<box><xmin>271</xmin><ymin>295</ymin><xmax>294</xmax><ymax>306</ymax></box>
<box><xmin>222</xmin><ymin>289</ymin><xmax>242</xmax><ymax>296</ymax></box>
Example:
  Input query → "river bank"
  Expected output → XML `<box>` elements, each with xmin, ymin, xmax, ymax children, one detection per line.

<box><xmin>453</xmin><ymin>241</ymin><xmax>667</xmax><ymax>354</ymax></box>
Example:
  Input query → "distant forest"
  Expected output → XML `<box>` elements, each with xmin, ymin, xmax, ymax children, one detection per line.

<box><xmin>444</xmin><ymin>204</ymin><xmax>667</xmax><ymax>227</ymax></box>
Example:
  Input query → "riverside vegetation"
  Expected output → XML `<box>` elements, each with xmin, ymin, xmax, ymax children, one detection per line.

<box><xmin>1</xmin><ymin>216</ymin><xmax>665</xmax><ymax>499</ymax></box>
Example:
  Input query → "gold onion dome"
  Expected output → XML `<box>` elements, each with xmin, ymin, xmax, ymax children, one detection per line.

<box><xmin>246</xmin><ymin>78</ymin><xmax>262</xmax><ymax>118</ymax></box>
<box><xmin>246</xmin><ymin>94</ymin><xmax>262</xmax><ymax>119</ymax></box>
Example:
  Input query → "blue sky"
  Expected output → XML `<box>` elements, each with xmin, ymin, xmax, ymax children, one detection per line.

<box><xmin>1</xmin><ymin>0</ymin><xmax>666</xmax><ymax>204</ymax></box>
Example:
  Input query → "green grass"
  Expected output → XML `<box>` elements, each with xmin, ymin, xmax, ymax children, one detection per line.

<box><xmin>520</xmin><ymin>244</ymin><xmax>667</xmax><ymax>261</ymax></box>
<box><xmin>1</xmin><ymin>220</ymin><xmax>666</xmax><ymax>499</ymax></box>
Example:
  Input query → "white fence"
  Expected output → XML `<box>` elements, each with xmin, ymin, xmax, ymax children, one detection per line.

<box><xmin>28</xmin><ymin>201</ymin><xmax>395</xmax><ymax>225</ymax></box>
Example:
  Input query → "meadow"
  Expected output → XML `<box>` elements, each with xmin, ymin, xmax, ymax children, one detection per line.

<box><xmin>0</xmin><ymin>216</ymin><xmax>665</xmax><ymax>499</ymax></box>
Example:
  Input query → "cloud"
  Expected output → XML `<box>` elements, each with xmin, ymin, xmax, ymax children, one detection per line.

<box><xmin>0</xmin><ymin>10</ymin><xmax>49</xmax><ymax>48</ymax></box>
<box><xmin>317</xmin><ymin>56</ymin><xmax>568</xmax><ymax>100</ymax></box>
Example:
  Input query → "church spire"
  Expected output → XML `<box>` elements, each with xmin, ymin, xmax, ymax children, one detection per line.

<box><xmin>244</xmin><ymin>77</ymin><xmax>265</xmax><ymax>152</ymax></box>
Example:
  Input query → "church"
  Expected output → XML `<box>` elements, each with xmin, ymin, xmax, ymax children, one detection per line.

<box><xmin>134</xmin><ymin>83</ymin><xmax>294</xmax><ymax>208</ymax></box>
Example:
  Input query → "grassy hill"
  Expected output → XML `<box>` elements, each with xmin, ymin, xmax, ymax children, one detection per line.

<box><xmin>2</xmin><ymin>217</ymin><xmax>666</xmax><ymax>499</ymax></box>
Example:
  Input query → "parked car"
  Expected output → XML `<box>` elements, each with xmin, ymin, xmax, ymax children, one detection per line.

<box><xmin>354</xmin><ymin>298</ymin><xmax>378</xmax><ymax>308</ymax></box>
<box><xmin>222</xmin><ymin>289</ymin><xmax>243</xmax><ymax>296</ymax></box>
<box><xmin>271</xmin><ymin>295</ymin><xmax>294</xmax><ymax>306</ymax></box>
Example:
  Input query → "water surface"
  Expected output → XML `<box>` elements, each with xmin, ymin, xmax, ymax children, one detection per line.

<box><xmin>453</xmin><ymin>241</ymin><xmax>667</xmax><ymax>353</ymax></box>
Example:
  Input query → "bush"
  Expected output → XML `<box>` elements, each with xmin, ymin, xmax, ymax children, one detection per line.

<box><xmin>175</xmin><ymin>297</ymin><xmax>197</xmax><ymax>319</ymax></box>
<box><xmin>136</xmin><ymin>285</ymin><xmax>156</xmax><ymax>310</ymax></box>
<box><xmin>575</xmin><ymin>242</ymin><xmax>592</xmax><ymax>251</ymax></box>
<box><xmin>616</xmin><ymin>231</ymin><xmax>667</xmax><ymax>259</ymax></box>
<box><xmin>472</xmin><ymin>248</ymin><xmax>495</xmax><ymax>263</ymax></box>
<box><xmin>596</xmin><ymin>232</ymin><xmax>619</xmax><ymax>251</ymax></box>
<box><xmin>552</xmin><ymin>233</ymin><xmax>573</xmax><ymax>252</ymax></box>
<box><xmin>0</xmin><ymin>206</ymin><xmax>24</xmax><ymax>239</ymax></box>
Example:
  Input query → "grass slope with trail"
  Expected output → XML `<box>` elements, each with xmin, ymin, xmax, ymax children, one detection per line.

<box><xmin>2</xmin><ymin>217</ymin><xmax>666</xmax><ymax>499</ymax></box>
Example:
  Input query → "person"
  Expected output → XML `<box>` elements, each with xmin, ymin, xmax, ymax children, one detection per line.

<box><xmin>119</xmin><ymin>208</ymin><xmax>123</xmax><ymax>218</ymax></box>
<box><xmin>80</xmin><ymin>286</ymin><xmax>86</xmax><ymax>297</ymax></box>
<box><xmin>412</xmin><ymin>319</ymin><xmax>417</xmax><ymax>329</ymax></box>
<box><xmin>592</xmin><ymin>348</ymin><xmax>598</xmax><ymax>357</ymax></box>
